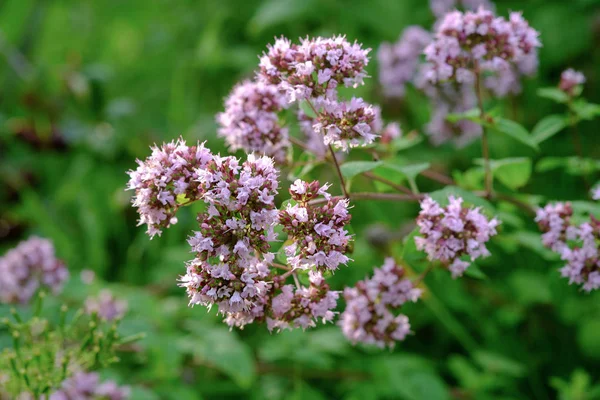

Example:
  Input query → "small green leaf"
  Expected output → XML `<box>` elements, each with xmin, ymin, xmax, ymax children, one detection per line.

<box><xmin>464</xmin><ymin>264</ymin><xmax>487</xmax><ymax>280</ymax></box>
<box><xmin>179</xmin><ymin>323</ymin><xmax>256</xmax><ymax>388</ymax></box>
<box><xmin>475</xmin><ymin>158</ymin><xmax>532</xmax><ymax>190</ymax></box>
<box><xmin>339</xmin><ymin>161</ymin><xmax>383</xmax><ymax>180</ymax></box>
<box><xmin>473</xmin><ymin>351</ymin><xmax>526</xmax><ymax>378</ymax></box>
<box><xmin>571</xmin><ymin>100</ymin><xmax>600</xmax><ymax>120</ymax></box>
<box><xmin>445</xmin><ymin>108</ymin><xmax>481</xmax><ymax>123</ymax></box>
<box><xmin>491</xmin><ymin>118</ymin><xmax>539</xmax><ymax>151</ymax></box>
<box><xmin>388</xmin><ymin>135</ymin><xmax>423</xmax><ymax>152</ymax></box>
<box><xmin>385</xmin><ymin>162</ymin><xmax>430</xmax><ymax>181</ymax></box>
<box><xmin>299</xmin><ymin>100</ymin><xmax>318</xmax><ymax>119</ymax></box>
<box><xmin>537</xmin><ymin>87</ymin><xmax>569</xmax><ymax>103</ymax></box>
<box><xmin>531</xmin><ymin>115</ymin><xmax>568</xmax><ymax>144</ymax></box>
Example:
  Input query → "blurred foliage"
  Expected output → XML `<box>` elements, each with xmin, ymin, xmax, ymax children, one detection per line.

<box><xmin>1</xmin><ymin>0</ymin><xmax>600</xmax><ymax>399</ymax></box>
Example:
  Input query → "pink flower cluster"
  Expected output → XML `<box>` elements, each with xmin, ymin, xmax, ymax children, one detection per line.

<box><xmin>312</xmin><ymin>97</ymin><xmax>382</xmax><ymax>151</ymax></box>
<box><xmin>429</xmin><ymin>0</ymin><xmax>495</xmax><ymax>18</ymax></box>
<box><xmin>423</xmin><ymin>8</ymin><xmax>541</xmax><ymax>84</ymax></box>
<box><xmin>339</xmin><ymin>258</ymin><xmax>421</xmax><ymax>348</ymax></box>
<box><xmin>129</xmin><ymin>141</ymin><xmax>349</xmax><ymax>331</ymax></box>
<box><xmin>559</xmin><ymin>68</ymin><xmax>586</xmax><ymax>96</ymax></box>
<box><xmin>49</xmin><ymin>372</ymin><xmax>129</xmax><ymax>400</ymax></box>
<box><xmin>380</xmin><ymin>122</ymin><xmax>402</xmax><ymax>144</ymax></box>
<box><xmin>377</xmin><ymin>26</ymin><xmax>431</xmax><ymax>98</ymax></box>
<box><xmin>536</xmin><ymin>202</ymin><xmax>600</xmax><ymax>292</ymax></box>
<box><xmin>259</xmin><ymin>36</ymin><xmax>370</xmax><ymax>103</ymax></box>
<box><xmin>85</xmin><ymin>290</ymin><xmax>128</xmax><ymax>321</ymax></box>
<box><xmin>267</xmin><ymin>271</ymin><xmax>339</xmax><ymax>331</ymax></box>
<box><xmin>0</xmin><ymin>237</ymin><xmax>68</xmax><ymax>304</ymax></box>
<box><xmin>217</xmin><ymin>80</ymin><xmax>290</xmax><ymax>164</ymax></box>
<box><xmin>415</xmin><ymin>196</ymin><xmax>500</xmax><ymax>277</ymax></box>
<box><xmin>180</xmin><ymin>154</ymin><xmax>280</xmax><ymax>325</ymax></box>
<box><xmin>126</xmin><ymin>138</ymin><xmax>212</xmax><ymax>238</ymax></box>
<box><xmin>279</xmin><ymin>179</ymin><xmax>352</xmax><ymax>272</ymax></box>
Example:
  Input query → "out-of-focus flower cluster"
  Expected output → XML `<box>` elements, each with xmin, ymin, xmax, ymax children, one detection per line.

<box><xmin>429</xmin><ymin>0</ymin><xmax>495</xmax><ymax>19</ymax></box>
<box><xmin>0</xmin><ymin>236</ymin><xmax>68</xmax><ymax>304</ymax></box>
<box><xmin>259</xmin><ymin>35</ymin><xmax>370</xmax><ymax>103</ymax></box>
<box><xmin>217</xmin><ymin>80</ymin><xmax>290</xmax><ymax>163</ymax></box>
<box><xmin>126</xmin><ymin>138</ymin><xmax>212</xmax><ymax>238</ymax></box>
<box><xmin>339</xmin><ymin>258</ymin><xmax>421</xmax><ymax>348</ymax></box>
<box><xmin>415</xmin><ymin>196</ymin><xmax>500</xmax><ymax>277</ymax></box>
<box><xmin>423</xmin><ymin>8</ymin><xmax>541</xmax><ymax>84</ymax></box>
<box><xmin>49</xmin><ymin>372</ymin><xmax>130</xmax><ymax>400</ymax></box>
<box><xmin>280</xmin><ymin>179</ymin><xmax>352</xmax><ymax>272</ymax></box>
<box><xmin>536</xmin><ymin>201</ymin><xmax>600</xmax><ymax>292</ymax></box>
<box><xmin>377</xmin><ymin>26</ymin><xmax>431</xmax><ymax>98</ymax></box>
<box><xmin>559</xmin><ymin>68</ymin><xmax>586</xmax><ymax>96</ymax></box>
<box><xmin>377</xmin><ymin>11</ymin><xmax>539</xmax><ymax>147</ymax></box>
<box><xmin>85</xmin><ymin>290</ymin><xmax>128</xmax><ymax>322</ymax></box>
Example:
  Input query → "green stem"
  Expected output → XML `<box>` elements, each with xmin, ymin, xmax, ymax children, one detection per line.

<box><xmin>474</xmin><ymin>70</ymin><xmax>493</xmax><ymax>197</ymax></box>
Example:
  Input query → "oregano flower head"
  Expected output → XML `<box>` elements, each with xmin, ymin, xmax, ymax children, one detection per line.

<box><xmin>340</xmin><ymin>258</ymin><xmax>421</xmax><ymax>348</ymax></box>
<box><xmin>415</xmin><ymin>196</ymin><xmax>500</xmax><ymax>277</ymax></box>
<box><xmin>217</xmin><ymin>79</ymin><xmax>290</xmax><ymax>163</ymax></box>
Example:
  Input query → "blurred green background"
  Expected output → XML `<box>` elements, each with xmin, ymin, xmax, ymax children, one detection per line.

<box><xmin>2</xmin><ymin>0</ymin><xmax>600</xmax><ymax>399</ymax></box>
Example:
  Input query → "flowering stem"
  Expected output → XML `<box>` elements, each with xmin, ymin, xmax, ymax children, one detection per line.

<box><xmin>271</xmin><ymin>262</ymin><xmax>291</xmax><ymax>271</ymax></box>
<box><xmin>328</xmin><ymin>144</ymin><xmax>350</xmax><ymax>198</ymax></box>
<box><xmin>421</xmin><ymin>169</ymin><xmax>455</xmax><ymax>185</ymax></box>
<box><xmin>304</xmin><ymin>98</ymin><xmax>350</xmax><ymax>198</ymax></box>
<box><xmin>413</xmin><ymin>263</ymin><xmax>435</xmax><ymax>285</ymax></box>
<box><xmin>292</xmin><ymin>272</ymin><xmax>301</xmax><ymax>289</ymax></box>
<box><xmin>289</xmin><ymin>136</ymin><xmax>310</xmax><ymax>152</ymax></box>
<box><xmin>474</xmin><ymin>70</ymin><xmax>493</xmax><ymax>197</ymax></box>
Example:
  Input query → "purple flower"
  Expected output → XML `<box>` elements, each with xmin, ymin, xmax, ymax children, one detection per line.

<box><xmin>0</xmin><ymin>237</ymin><xmax>68</xmax><ymax>304</ymax></box>
<box><xmin>415</xmin><ymin>196</ymin><xmax>500</xmax><ymax>277</ymax></box>
<box><xmin>267</xmin><ymin>271</ymin><xmax>339</xmax><ymax>331</ymax></box>
<box><xmin>377</xmin><ymin>26</ymin><xmax>431</xmax><ymax>98</ymax></box>
<box><xmin>311</xmin><ymin>97</ymin><xmax>383</xmax><ymax>151</ymax></box>
<box><xmin>279</xmin><ymin>180</ymin><xmax>352</xmax><ymax>272</ymax></box>
<box><xmin>429</xmin><ymin>0</ymin><xmax>495</xmax><ymax>18</ymax></box>
<box><xmin>126</xmin><ymin>138</ymin><xmax>213</xmax><ymax>238</ymax></box>
<box><xmin>85</xmin><ymin>290</ymin><xmax>127</xmax><ymax>321</ymax></box>
<box><xmin>50</xmin><ymin>372</ymin><xmax>130</xmax><ymax>400</ymax></box>
<box><xmin>424</xmin><ymin>8</ymin><xmax>541</xmax><ymax>85</ymax></box>
<box><xmin>258</xmin><ymin>35</ymin><xmax>370</xmax><ymax>103</ymax></box>
<box><xmin>559</xmin><ymin>68</ymin><xmax>586</xmax><ymax>96</ymax></box>
<box><xmin>179</xmin><ymin>154</ymin><xmax>280</xmax><ymax>326</ymax></box>
<box><xmin>339</xmin><ymin>258</ymin><xmax>421</xmax><ymax>348</ymax></box>
<box><xmin>217</xmin><ymin>80</ymin><xmax>290</xmax><ymax>163</ymax></box>
<box><xmin>536</xmin><ymin>202</ymin><xmax>600</xmax><ymax>292</ymax></box>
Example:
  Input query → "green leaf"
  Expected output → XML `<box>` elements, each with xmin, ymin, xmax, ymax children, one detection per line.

<box><xmin>475</xmin><ymin>158</ymin><xmax>532</xmax><ymax>190</ymax></box>
<box><xmin>339</xmin><ymin>161</ymin><xmax>383</xmax><ymax>180</ymax></box>
<box><xmin>536</xmin><ymin>157</ymin><xmax>600</xmax><ymax>175</ymax></box>
<box><xmin>531</xmin><ymin>115</ymin><xmax>568</xmax><ymax>144</ymax></box>
<box><xmin>248</xmin><ymin>0</ymin><xmax>315</xmax><ymax>35</ymax></box>
<box><xmin>537</xmin><ymin>87</ymin><xmax>569</xmax><ymax>103</ymax></box>
<box><xmin>571</xmin><ymin>100</ymin><xmax>600</xmax><ymax>120</ymax></box>
<box><xmin>445</xmin><ymin>108</ymin><xmax>482</xmax><ymax>123</ymax></box>
<box><xmin>428</xmin><ymin>186</ymin><xmax>495</xmax><ymax>213</ymax></box>
<box><xmin>384</xmin><ymin>162</ymin><xmax>430</xmax><ymax>181</ymax></box>
<box><xmin>491</xmin><ymin>118</ymin><xmax>539</xmax><ymax>151</ymax></box>
<box><xmin>473</xmin><ymin>351</ymin><xmax>526</xmax><ymax>378</ymax></box>
<box><xmin>464</xmin><ymin>264</ymin><xmax>487</xmax><ymax>280</ymax></box>
<box><xmin>179</xmin><ymin>322</ymin><xmax>256</xmax><ymax>388</ymax></box>
<box><xmin>388</xmin><ymin>135</ymin><xmax>423</xmax><ymax>152</ymax></box>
